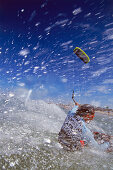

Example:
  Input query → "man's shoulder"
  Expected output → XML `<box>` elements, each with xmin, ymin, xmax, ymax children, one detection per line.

<box><xmin>68</xmin><ymin>106</ymin><xmax>78</xmax><ymax>116</ymax></box>
<box><xmin>65</xmin><ymin>114</ymin><xmax>82</xmax><ymax>124</ymax></box>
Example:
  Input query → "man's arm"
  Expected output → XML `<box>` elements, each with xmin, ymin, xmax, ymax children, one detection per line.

<box><xmin>82</xmin><ymin>122</ymin><xmax>110</xmax><ymax>150</ymax></box>
<box><xmin>72</xmin><ymin>91</ymin><xmax>80</xmax><ymax>107</ymax></box>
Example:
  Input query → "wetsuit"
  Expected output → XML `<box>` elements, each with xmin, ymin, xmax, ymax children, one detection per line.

<box><xmin>58</xmin><ymin>106</ymin><xmax>109</xmax><ymax>151</ymax></box>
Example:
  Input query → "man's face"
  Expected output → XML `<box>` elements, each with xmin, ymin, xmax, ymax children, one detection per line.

<box><xmin>83</xmin><ymin>113</ymin><xmax>95</xmax><ymax>122</ymax></box>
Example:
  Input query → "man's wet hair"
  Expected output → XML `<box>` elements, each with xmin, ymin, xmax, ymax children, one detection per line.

<box><xmin>76</xmin><ymin>104</ymin><xmax>95</xmax><ymax>117</ymax></box>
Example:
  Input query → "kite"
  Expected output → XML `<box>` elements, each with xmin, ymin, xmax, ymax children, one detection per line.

<box><xmin>73</xmin><ymin>47</ymin><xmax>90</xmax><ymax>64</ymax></box>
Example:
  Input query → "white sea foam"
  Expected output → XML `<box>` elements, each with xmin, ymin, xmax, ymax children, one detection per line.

<box><xmin>0</xmin><ymin>94</ymin><xmax>66</xmax><ymax>154</ymax></box>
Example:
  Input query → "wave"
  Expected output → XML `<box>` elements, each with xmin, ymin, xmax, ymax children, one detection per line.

<box><xmin>0</xmin><ymin>93</ymin><xmax>66</xmax><ymax>154</ymax></box>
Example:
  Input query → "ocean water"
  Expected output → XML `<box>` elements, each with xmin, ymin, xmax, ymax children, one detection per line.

<box><xmin>0</xmin><ymin>94</ymin><xmax>113</xmax><ymax>169</ymax></box>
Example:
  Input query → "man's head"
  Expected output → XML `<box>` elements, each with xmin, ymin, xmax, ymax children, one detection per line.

<box><xmin>76</xmin><ymin>104</ymin><xmax>95</xmax><ymax>122</ymax></box>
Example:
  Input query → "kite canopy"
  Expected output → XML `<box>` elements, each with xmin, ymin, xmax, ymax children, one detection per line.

<box><xmin>73</xmin><ymin>47</ymin><xmax>90</xmax><ymax>64</ymax></box>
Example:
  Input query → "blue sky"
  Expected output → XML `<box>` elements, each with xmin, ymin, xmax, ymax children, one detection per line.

<box><xmin>0</xmin><ymin>0</ymin><xmax>113</xmax><ymax>108</ymax></box>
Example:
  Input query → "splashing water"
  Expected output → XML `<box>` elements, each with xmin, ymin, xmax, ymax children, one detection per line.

<box><xmin>0</xmin><ymin>94</ymin><xmax>113</xmax><ymax>169</ymax></box>
<box><xmin>25</xmin><ymin>89</ymin><xmax>32</xmax><ymax>106</ymax></box>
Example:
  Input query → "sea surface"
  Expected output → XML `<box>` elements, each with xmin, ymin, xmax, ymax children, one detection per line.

<box><xmin>0</xmin><ymin>94</ymin><xmax>113</xmax><ymax>169</ymax></box>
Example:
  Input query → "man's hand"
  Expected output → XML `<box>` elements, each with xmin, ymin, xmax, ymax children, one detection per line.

<box><xmin>72</xmin><ymin>90</ymin><xmax>74</xmax><ymax>99</ymax></box>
